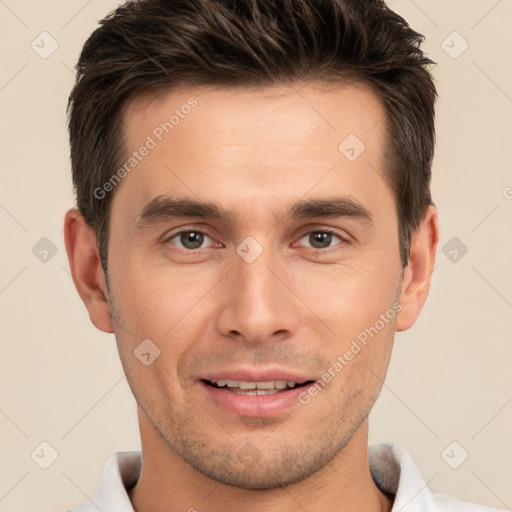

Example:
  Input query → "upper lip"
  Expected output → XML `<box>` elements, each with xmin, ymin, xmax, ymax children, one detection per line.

<box><xmin>200</xmin><ymin>367</ymin><xmax>317</xmax><ymax>384</ymax></box>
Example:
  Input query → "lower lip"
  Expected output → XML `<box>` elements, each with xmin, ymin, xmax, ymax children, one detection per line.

<box><xmin>199</xmin><ymin>381</ymin><xmax>313</xmax><ymax>418</ymax></box>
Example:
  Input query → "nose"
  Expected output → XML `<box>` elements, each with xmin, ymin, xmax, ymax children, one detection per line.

<box><xmin>216</xmin><ymin>248</ymin><xmax>300</xmax><ymax>345</ymax></box>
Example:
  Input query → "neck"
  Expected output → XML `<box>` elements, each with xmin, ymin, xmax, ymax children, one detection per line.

<box><xmin>129</xmin><ymin>407</ymin><xmax>393</xmax><ymax>512</ymax></box>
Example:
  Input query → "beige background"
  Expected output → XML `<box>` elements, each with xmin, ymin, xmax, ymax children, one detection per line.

<box><xmin>1</xmin><ymin>1</ymin><xmax>511</xmax><ymax>511</ymax></box>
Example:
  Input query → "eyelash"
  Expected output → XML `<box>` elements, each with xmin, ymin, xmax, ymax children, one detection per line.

<box><xmin>162</xmin><ymin>227</ymin><xmax>350</xmax><ymax>254</ymax></box>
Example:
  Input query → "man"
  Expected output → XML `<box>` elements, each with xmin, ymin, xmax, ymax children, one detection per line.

<box><xmin>64</xmin><ymin>0</ymin><xmax>504</xmax><ymax>511</ymax></box>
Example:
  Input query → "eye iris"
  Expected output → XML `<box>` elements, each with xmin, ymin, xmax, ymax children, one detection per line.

<box><xmin>181</xmin><ymin>231</ymin><xmax>204</xmax><ymax>249</ymax></box>
<box><xmin>310</xmin><ymin>232</ymin><xmax>331</xmax><ymax>249</ymax></box>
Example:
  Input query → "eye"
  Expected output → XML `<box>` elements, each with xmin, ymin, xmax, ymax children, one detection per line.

<box><xmin>298</xmin><ymin>231</ymin><xmax>344</xmax><ymax>250</ymax></box>
<box><xmin>166</xmin><ymin>230</ymin><xmax>215</xmax><ymax>250</ymax></box>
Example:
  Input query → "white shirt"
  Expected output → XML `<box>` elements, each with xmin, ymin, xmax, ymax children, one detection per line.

<box><xmin>69</xmin><ymin>443</ymin><xmax>505</xmax><ymax>511</ymax></box>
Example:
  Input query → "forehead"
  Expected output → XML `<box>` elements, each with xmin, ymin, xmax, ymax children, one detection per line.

<box><xmin>115</xmin><ymin>81</ymin><xmax>391</xmax><ymax>222</ymax></box>
<box><xmin>122</xmin><ymin>81</ymin><xmax>387</xmax><ymax>153</ymax></box>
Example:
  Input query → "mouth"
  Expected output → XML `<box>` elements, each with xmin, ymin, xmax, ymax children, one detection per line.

<box><xmin>202</xmin><ymin>379</ymin><xmax>315</xmax><ymax>396</ymax></box>
<box><xmin>198</xmin><ymin>368</ymin><xmax>319</xmax><ymax>417</ymax></box>
<box><xmin>198</xmin><ymin>372</ymin><xmax>316</xmax><ymax>419</ymax></box>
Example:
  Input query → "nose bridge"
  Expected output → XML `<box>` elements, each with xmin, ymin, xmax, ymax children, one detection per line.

<box><xmin>238</xmin><ymin>252</ymin><xmax>278</xmax><ymax>308</ymax></box>
<box><xmin>218</xmin><ymin>243</ymin><xmax>298</xmax><ymax>342</ymax></box>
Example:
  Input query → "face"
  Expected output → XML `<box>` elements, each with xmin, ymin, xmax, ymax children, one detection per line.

<box><xmin>106</xmin><ymin>82</ymin><xmax>405</xmax><ymax>488</ymax></box>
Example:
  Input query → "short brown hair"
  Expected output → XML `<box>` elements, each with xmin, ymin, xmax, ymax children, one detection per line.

<box><xmin>67</xmin><ymin>0</ymin><xmax>437</xmax><ymax>272</ymax></box>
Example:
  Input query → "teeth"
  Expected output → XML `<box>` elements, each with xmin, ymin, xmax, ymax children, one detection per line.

<box><xmin>233</xmin><ymin>388</ymin><xmax>279</xmax><ymax>395</ymax></box>
<box><xmin>239</xmin><ymin>381</ymin><xmax>257</xmax><ymax>390</ymax></box>
<box><xmin>212</xmin><ymin>379</ymin><xmax>299</xmax><ymax>390</ymax></box>
<box><xmin>256</xmin><ymin>381</ymin><xmax>275</xmax><ymax>390</ymax></box>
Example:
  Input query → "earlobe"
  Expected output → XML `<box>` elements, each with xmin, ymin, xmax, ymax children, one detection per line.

<box><xmin>64</xmin><ymin>208</ymin><xmax>114</xmax><ymax>333</ymax></box>
<box><xmin>395</xmin><ymin>204</ymin><xmax>439</xmax><ymax>333</ymax></box>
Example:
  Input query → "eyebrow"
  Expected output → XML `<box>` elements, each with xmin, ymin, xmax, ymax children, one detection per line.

<box><xmin>135</xmin><ymin>195</ymin><xmax>373</xmax><ymax>228</ymax></box>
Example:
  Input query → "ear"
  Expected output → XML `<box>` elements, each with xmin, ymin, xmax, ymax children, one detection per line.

<box><xmin>64</xmin><ymin>208</ymin><xmax>114</xmax><ymax>333</ymax></box>
<box><xmin>395</xmin><ymin>204</ymin><xmax>439</xmax><ymax>332</ymax></box>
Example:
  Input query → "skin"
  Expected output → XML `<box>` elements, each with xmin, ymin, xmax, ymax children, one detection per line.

<box><xmin>65</xmin><ymin>81</ymin><xmax>438</xmax><ymax>512</ymax></box>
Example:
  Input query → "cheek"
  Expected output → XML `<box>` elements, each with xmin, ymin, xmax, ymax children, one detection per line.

<box><xmin>108</xmin><ymin>264</ymin><xmax>211</xmax><ymax>397</ymax></box>
<box><xmin>108</xmin><ymin>258</ymin><xmax>227</xmax><ymax>386</ymax></box>
<box><xmin>315</xmin><ymin>317</ymin><xmax>395</xmax><ymax>411</ymax></box>
<box><xmin>289</xmin><ymin>257</ymin><xmax>400</xmax><ymax>336</ymax></box>
<box><xmin>288</xmin><ymin>257</ymin><xmax>399</xmax><ymax>392</ymax></box>
<box><xmin>110</xmin><ymin>254</ymin><xmax>210</xmax><ymax>334</ymax></box>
